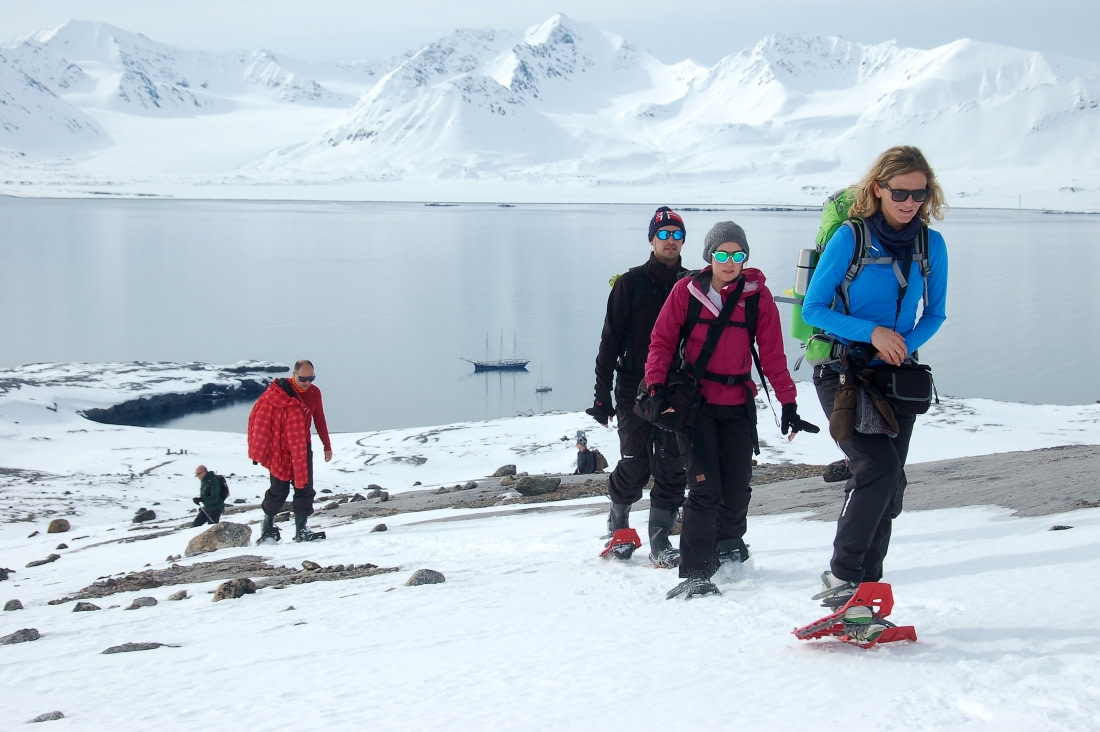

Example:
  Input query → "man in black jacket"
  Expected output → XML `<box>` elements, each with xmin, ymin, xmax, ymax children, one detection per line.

<box><xmin>587</xmin><ymin>206</ymin><xmax>689</xmax><ymax>567</ymax></box>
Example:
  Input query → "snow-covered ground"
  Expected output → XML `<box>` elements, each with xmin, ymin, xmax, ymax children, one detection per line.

<box><xmin>2</xmin><ymin>362</ymin><xmax>1099</xmax><ymax>728</ymax></box>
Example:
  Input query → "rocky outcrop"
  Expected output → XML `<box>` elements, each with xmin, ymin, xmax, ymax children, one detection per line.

<box><xmin>185</xmin><ymin>522</ymin><xmax>252</xmax><ymax>556</ymax></box>
<box><xmin>82</xmin><ymin>377</ymin><xmax>272</xmax><ymax>426</ymax></box>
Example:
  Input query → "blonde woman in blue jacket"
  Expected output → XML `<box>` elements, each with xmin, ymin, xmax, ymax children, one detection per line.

<box><xmin>801</xmin><ymin>145</ymin><xmax>948</xmax><ymax>632</ymax></box>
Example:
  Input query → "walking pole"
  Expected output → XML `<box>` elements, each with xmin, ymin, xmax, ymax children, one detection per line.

<box><xmin>199</xmin><ymin>505</ymin><xmax>218</xmax><ymax>524</ymax></box>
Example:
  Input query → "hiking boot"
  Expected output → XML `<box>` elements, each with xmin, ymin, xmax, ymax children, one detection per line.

<box><xmin>716</xmin><ymin>537</ymin><xmax>750</xmax><ymax>565</ymax></box>
<box><xmin>257</xmin><ymin>513</ymin><xmax>281</xmax><ymax>545</ymax></box>
<box><xmin>666</xmin><ymin>577</ymin><xmax>721</xmax><ymax>600</ymax></box>
<box><xmin>603</xmin><ymin>502</ymin><xmax>631</xmax><ymax>539</ymax></box>
<box><xmin>823</xmin><ymin>459</ymin><xmax>852</xmax><ymax>483</ymax></box>
<box><xmin>294</xmin><ymin>512</ymin><xmax>326</xmax><ymax>542</ymax></box>
<box><xmin>812</xmin><ymin>570</ymin><xmax>860</xmax><ymax>608</ymax></box>
<box><xmin>647</xmin><ymin>506</ymin><xmax>678</xmax><ymax>564</ymax></box>
<box><xmin>842</xmin><ymin>604</ymin><xmax>888</xmax><ymax>643</ymax></box>
<box><xmin>650</xmin><ymin>546</ymin><xmax>681</xmax><ymax>569</ymax></box>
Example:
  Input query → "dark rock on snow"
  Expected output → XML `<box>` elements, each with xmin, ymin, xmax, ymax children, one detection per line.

<box><xmin>405</xmin><ymin>569</ymin><xmax>446</xmax><ymax>586</ymax></box>
<box><xmin>47</xmin><ymin>518</ymin><xmax>70</xmax><ymax>533</ymax></box>
<box><xmin>0</xmin><ymin>628</ymin><xmax>40</xmax><ymax>645</ymax></box>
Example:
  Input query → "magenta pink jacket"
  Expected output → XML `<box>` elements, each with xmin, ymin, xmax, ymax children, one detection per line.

<box><xmin>645</xmin><ymin>267</ymin><xmax>797</xmax><ymax>408</ymax></box>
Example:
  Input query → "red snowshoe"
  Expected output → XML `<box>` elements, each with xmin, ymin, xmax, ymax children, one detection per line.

<box><xmin>793</xmin><ymin>581</ymin><xmax>917</xmax><ymax>649</ymax></box>
<box><xmin>599</xmin><ymin>528</ymin><xmax>642</xmax><ymax>560</ymax></box>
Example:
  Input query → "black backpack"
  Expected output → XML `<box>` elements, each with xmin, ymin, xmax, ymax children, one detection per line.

<box><xmin>217</xmin><ymin>474</ymin><xmax>230</xmax><ymax>501</ymax></box>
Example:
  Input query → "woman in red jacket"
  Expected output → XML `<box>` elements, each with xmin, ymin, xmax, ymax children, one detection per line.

<box><xmin>645</xmin><ymin>221</ymin><xmax>817</xmax><ymax>599</ymax></box>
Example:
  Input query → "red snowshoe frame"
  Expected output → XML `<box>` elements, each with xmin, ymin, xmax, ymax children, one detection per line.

<box><xmin>793</xmin><ymin>581</ymin><xmax>917</xmax><ymax>649</ymax></box>
<box><xmin>599</xmin><ymin>528</ymin><xmax>642</xmax><ymax>559</ymax></box>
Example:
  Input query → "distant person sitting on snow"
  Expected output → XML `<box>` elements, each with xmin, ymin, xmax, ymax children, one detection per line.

<box><xmin>801</xmin><ymin>145</ymin><xmax>948</xmax><ymax>641</ymax></box>
<box><xmin>191</xmin><ymin>465</ymin><xmax>224</xmax><ymax>526</ymax></box>
<box><xmin>574</xmin><ymin>432</ymin><xmax>596</xmax><ymax>475</ymax></box>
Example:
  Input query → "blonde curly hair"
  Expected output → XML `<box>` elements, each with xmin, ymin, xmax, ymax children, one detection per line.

<box><xmin>847</xmin><ymin>145</ymin><xmax>947</xmax><ymax>224</ymax></box>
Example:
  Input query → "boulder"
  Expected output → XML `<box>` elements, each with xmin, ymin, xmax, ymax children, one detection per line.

<box><xmin>26</xmin><ymin>554</ymin><xmax>60</xmax><ymax>568</ymax></box>
<box><xmin>493</xmin><ymin>464</ymin><xmax>517</xmax><ymax>477</ymax></box>
<box><xmin>0</xmin><ymin>628</ymin><xmax>40</xmax><ymax>645</ymax></box>
<box><xmin>4</xmin><ymin>599</ymin><xmax>23</xmax><ymax>611</ymax></box>
<box><xmin>126</xmin><ymin>596</ymin><xmax>157</xmax><ymax>610</ymax></box>
<box><xmin>102</xmin><ymin>642</ymin><xmax>167</xmax><ymax>654</ymax></box>
<box><xmin>513</xmin><ymin>476</ymin><xmax>562</xmax><ymax>496</ymax></box>
<box><xmin>30</xmin><ymin>708</ymin><xmax>65</xmax><ymax>722</ymax></box>
<box><xmin>47</xmin><ymin>518</ymin><xmax>70</xmax><ymax>534</ymax></box>
<box><xmin>132</xmin><ymin>508</ymin><xmax>156</xmax><ymax>523</ymax></box>
<box><xmin>30</xmin><ymin>711</ymin><xmax>65</xmax><ymax>723</ymax></box>
<box><xmin>73</xmin><ymin>601</ymin><xmax>101</xmax><ymax>612</ymax></box>
<box><xmin>185</xmin><ymin>522</ymin><xmax>252</xmax><ymax>557</ymax></box>
<box><xmin>405</xmin><ymin>569</ymin><xmax>446</xmax><ymax>586</ymax></box>
<box><xmin>213</xmin><ymin>577</ymin><xmax>256</xmax><ymax>602</ymax></box>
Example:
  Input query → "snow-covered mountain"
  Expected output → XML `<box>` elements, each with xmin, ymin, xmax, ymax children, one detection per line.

<box><xmin>1</xmin><ymin>14</ymin><xmax>1098</xmax><ymax>207</ymax></box>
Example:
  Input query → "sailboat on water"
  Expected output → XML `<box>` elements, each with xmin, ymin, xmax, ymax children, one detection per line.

<box><xmin>535</xmin><ymin>365</ymin><xmax>552</xmax><ymax>393</ymax></box>
<box><xmin>461</xmin><ymin>331</ymin><xmax>530</xmax><ymax>372</ymax></box>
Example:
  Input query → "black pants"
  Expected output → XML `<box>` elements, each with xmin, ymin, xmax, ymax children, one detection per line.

<box><xmin>261</xmin><ymin>443</ymin><xmax>316</xmax><ymax>517</ymax></box>
<box><xmin>191</xmin><ymin>508</ymin><xmax>222</xmax><ymax>527</ymax></box>
<box><xmin>607</xmin><ymin>373</ymin><xmax>687</xmax><ymax>512</ymax></box>
<box><xmin>814</xmin><ymin>366</ymin><xmax>917</xmax><ymax>583</ymax></box>
<box><xmin>678</xmin><ymin>403</ymin><xmax>754</xmax><ymax>579</ymax></box>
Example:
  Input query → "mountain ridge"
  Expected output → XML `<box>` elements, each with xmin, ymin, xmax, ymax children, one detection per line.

<box><xmin>2</xmin><ymin>15</ymin><xmax>1098</xmax><ymax>208</ymax></box>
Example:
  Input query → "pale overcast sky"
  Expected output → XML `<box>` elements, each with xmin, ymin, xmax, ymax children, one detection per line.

<box><xmin>3</xmin><ymin>0</ymin><xmax>1098</xmax><ymax>67</ymax></box>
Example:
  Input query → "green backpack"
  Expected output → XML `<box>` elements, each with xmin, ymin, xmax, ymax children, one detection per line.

<box><xmin>789</xmin><ymin>188</ymin><xmax>930</xmax><ymax>366</ymax></box>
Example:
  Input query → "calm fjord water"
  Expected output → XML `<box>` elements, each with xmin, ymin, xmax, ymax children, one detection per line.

<box><xmin>4</xmin><ymin>197</ymin><xmax>1098</xmax><ymax>433</ymax></box>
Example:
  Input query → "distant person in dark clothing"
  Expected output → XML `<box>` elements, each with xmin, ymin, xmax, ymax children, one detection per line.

<box><xmin>247</xmin><ymin>359</ymin><xmax>333</xmax><ymax>543</ymax></box>
<box><xmin>587</xmin><ymin>206</ymin><xmax>690</xmax><ymax>567</ymax></box>
<box><xmin>191</xmin><ymin>464</ymin><xmax>224</xmax><ymax>526</ymax></box>
<box><xmin>574</xmin><ymin>431</ymin><xmax>597</xmax><ymax>475</ymax></box>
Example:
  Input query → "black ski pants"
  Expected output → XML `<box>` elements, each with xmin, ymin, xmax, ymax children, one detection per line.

<box><xmin>607</xmin><ymin>373</ymin><xmax>687</xmax><ymax>512</ymax></box>
<box><xmin>261</xmin><ymin>443</ymin><xmax>316</xmax><ymax>518</ymax></box>
<box><xmin>814</xmin><ymin>366</ymin><xmax>917</xmax><ymax>583</ymax></box>
<box><xmin>191</xmin><ymin>508</ymin><xmax>222</xmax><ymax>527</ymax></box>
<box><xmin>678</xmin><ymin>403</ymin><xmax>754</xmax><ymax>580</ymax></box>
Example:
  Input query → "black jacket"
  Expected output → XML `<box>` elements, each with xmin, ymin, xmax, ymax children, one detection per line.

<box><xmin>593</xmin><ymin>253</ymin><xmax>687</xmax><ymax>402</ymax></box>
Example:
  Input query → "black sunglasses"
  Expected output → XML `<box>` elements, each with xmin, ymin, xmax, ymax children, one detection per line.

<box><xmin>655</xmin><ymin>229</ymin><xmax>685</xmax><ymax>241</ymax></box>
<box><xmin>296</xmin><ymin>375</ymin><xmax>316</xmax><ymax>383</ymax></box>
<box><xmin>880</xmin><ymin>182</ymin><xmax>929</xmax><ymax>203</ymax></box>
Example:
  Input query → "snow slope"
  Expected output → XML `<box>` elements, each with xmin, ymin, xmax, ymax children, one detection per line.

<box><xmin>2</xmin><ymin>362</ymin><xmax>1100</xmax><ymax>727</ymax></box>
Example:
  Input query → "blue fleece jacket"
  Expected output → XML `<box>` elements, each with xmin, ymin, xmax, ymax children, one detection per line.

<box><xmin>802</xmin><ymin>222</ymin><xmax>948</xmax><ymax>355</ymax></box>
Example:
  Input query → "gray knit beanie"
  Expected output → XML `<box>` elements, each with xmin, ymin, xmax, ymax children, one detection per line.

<box><xmin>702</xmin><ymin>221</ymin><xmax>749</xmax><ymax>263</ymax></box>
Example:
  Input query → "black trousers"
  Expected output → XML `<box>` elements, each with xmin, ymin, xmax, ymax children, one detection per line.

<box><xmin>191</xmin><ymin>508</ymin><xmax>222</xmax><ymax>527</ymax></box>
<box><xmin>678</xmin><ymin>403</ymin><xmax>754</xmax><ymax>579</ymax></box>
<box><xmin>814</xmin><ymin>366</ymin><xmax>917</xmax><ymax>583</ymax></box>
<box><xmin>607</xmin><ymin>373</ymin><xmax>687</xmax><ymax>512</ymax></box>
<box><xmin>261</xmin><ymin>443</ymin><xmax>316</xmax><ymax>517</ymax></box>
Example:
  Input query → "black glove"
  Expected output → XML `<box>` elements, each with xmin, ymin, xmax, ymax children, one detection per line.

<box><xmin>192</xmin><ymin>497</ymin><xmax>201</xmax><ymax>505</ymax></box>
<box><xmin>648</xmin><ymin>383</ymin><xmax>668</xmax><ymax>418</ymax></box>
<box><xmin>585</xmin><ymin>397</ymin><xmax>615</xmax><ymax>426</ymax></box>
<box><xmin>781</xmin><ymin>402</ymin><xmax>820</xmax><ymax>435</ymax></box>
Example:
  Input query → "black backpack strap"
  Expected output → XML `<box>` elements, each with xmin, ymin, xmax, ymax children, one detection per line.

<box><xmin>682</xmin><ymin>277</ymin><xmax>744</xmax><ymax>380</ymax></box>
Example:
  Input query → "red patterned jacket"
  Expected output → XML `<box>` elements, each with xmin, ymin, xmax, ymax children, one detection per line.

<box><xmin>247</xmin><ymin>379</ymin><xmax>311</xmax><ymax>486</ymax></box>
